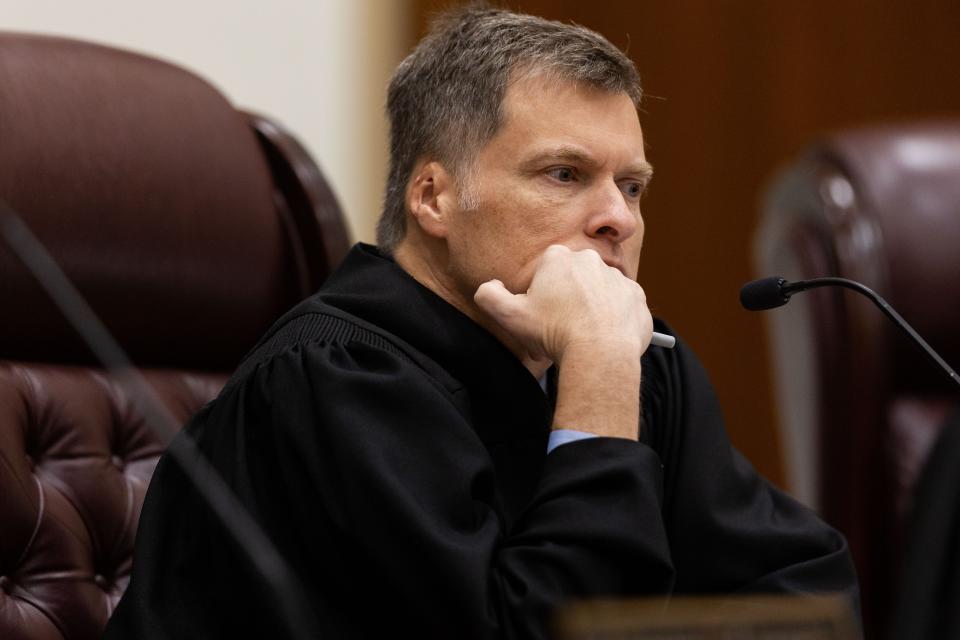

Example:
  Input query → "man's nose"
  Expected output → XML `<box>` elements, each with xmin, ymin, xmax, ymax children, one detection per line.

<box><xmin>587</xmin><ymin>181</ymin><xmax>639</xmax><ymax>242</ymax></box>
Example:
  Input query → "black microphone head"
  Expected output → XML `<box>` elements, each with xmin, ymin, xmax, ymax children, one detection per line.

<box><xmin>740</xmin><ymin>276</ymin><xmax>790</xmax><ymax>311</ymax></box>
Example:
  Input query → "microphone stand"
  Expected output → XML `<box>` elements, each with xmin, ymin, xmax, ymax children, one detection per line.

<box><xmin>749</xmin><ymin>275</ymin><xmax>960</xmax><ymax>389</ymax></box>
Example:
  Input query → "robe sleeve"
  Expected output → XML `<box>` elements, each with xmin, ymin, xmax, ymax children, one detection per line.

<box><xmin>640</xmin><ymin>331</ymin><xmax>860</xmax><ymax>610</ymax></box>
<box><xmin>243</xmin><ymin>339</ymin><xmax>675</xmax><ymax>638</ymax></box>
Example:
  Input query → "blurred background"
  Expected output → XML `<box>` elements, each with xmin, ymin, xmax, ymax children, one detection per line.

<box><xmin>4</xmin><ymin>0</ymin><xmax>960</xmax><ymax>489</ymax></box>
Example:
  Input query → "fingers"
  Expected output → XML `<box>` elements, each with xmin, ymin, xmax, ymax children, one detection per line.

<box><xmin>475</xmin><ymin>246</ymin><xmax>654</xmax><ymax>363</ymax></box>
<box><xmin>474</xmin><ymin>279</ymin><xmax>524</xmax><ymax>327</ymax></box>
<box><xmin>476</xmin><ymin>279</ymin><xmax>548</xmax><ymax>357</ymax></box>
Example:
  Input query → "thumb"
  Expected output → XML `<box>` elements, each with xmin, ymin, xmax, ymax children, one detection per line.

<box><xmin>474</xmin><ymin>279</ymin><xmax>527</xmax><ymax>331</ymax></box>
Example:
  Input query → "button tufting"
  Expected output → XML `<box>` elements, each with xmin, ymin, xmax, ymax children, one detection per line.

<box><xmin>0</xmin><ymin>575</ymin><xmax>11</xmax><ymax>593</ymax></box>
<box><xmin>94</xmin><ymin>574</ymin><xmax>110</xmax><ymax>589</ymax></box>
<box><xmin>110</xmin><ymin>455</ymin><xmax>125</xmax><ymax>471</ymax></box>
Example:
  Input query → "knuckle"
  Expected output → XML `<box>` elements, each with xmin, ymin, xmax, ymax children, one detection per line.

<box><xmin>631</xmin><ymin>286</ymin><xmax>648</xmax><ymax>308</ymax></box>
<box><xmin>579</xmin><ymin>248</ymin><xmax>602</xmax><ymax>262</ymax></box>
<box><xmin>544</xmin><ymin>244</ymin><xmax>569</xmax><ymax>259</ymax></box>
<box><xmin>473</xmin><ymin>280</ymin><xmax>497</xmax><ymax>301</ymax></box>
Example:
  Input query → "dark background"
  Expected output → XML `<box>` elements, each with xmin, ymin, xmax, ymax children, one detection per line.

<box><xmin>413</xmin><ymin>0</ymin><xmax>960</xmax><ymax>488</ymax></box>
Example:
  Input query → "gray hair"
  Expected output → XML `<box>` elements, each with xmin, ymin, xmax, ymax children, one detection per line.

<box><xmin>375</xmin><ymin>5</ymin><xmax>643</xmax><ymax>252</ymax></box>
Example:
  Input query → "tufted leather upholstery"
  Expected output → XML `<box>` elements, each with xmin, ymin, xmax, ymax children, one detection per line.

<box><xmin>0</xmin><ymin>364</ymin><xmax>227</xmax><ymax>639</ymax></box>
<box><xmin>0</xmin><ymin>32</ymin><xmax>348</xmax><ymax>639</ymax></box>
<box><xmin>756</xmin><ymin>122</ymin><xmax>960</xmax><ymax>636</ymax></box>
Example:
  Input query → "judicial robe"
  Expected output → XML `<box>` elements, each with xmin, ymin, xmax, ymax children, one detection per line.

<box><xmin>104</xmin><ymin>243</ymin><xmax>858</xmax><ymax>639</ymax></box>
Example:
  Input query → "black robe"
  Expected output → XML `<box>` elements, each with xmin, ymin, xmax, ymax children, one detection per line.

<box><xmin>104</xmin><ymin>243</ymin><xmax>858</xmax><ymax>639</ymax></box>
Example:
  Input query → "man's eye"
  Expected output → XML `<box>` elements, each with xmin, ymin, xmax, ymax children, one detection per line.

<box><xmin>620</xmin><ymin>182</ymin><xmax>643</xmax><ymax>199</ymax></box>
<box><xmin>547</xmin><ymin>167</ymin><xmax>575</xmax><ymax>182</ymax></box>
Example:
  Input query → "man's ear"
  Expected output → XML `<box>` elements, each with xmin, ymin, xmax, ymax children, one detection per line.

<box><xmin>405</xmin><ymin>160</ymin><xmax>456</xmax><ymax>239</ymax></box>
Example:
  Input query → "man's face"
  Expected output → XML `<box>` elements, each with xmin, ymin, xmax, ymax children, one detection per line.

<box><xmin>442</xmin><ymin>74</ymin><xmax>651</xmax><ymax>303</ymax></box>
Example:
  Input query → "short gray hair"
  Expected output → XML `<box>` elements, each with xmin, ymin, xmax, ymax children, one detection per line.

<box><xmin>375</xmin><ymin>6</ymin><xmax>643</xmax><ymax>252</ymax></box>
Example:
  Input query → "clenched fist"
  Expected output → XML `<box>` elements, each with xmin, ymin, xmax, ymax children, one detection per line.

<box><xmin>474</xmin><ymin>245</ymin><xmax>653</xmax><ymax>365</ymax></box>
<box><xmin>474</xmin><ymin>245</ymin><xmax>651</xmax><ymax>441</ymax></box>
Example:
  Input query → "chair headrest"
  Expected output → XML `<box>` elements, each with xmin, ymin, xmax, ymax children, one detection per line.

<box><xmin>811</xmin><ymin>123</ymin><xmax>960</xmax><ymax>374</ymax></box>
<box><xmin>757</xmin><ymin>122</ymin><xmax>960</xmax><ymax>389</ymax></box>
<box><xmin>0</xmin><ymin>33</ymin><xmax>307</xmax><ymax>370</ymax></box>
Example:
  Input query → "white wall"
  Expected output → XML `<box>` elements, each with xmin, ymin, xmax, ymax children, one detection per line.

<box><xmin>1</xmin><ymin>0</ymin><xmax>413</xmax><ymax>243</ymax></box>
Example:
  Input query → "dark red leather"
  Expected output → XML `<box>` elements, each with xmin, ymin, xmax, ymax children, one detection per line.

<box><xmin>0</xmin><ymin>364</ymin><xmax>226</xmax><ymax>639</ymax></box>
<box><xmin>0</xmin><ymin>32</ymin><xmax>307</xmax><ymax>371</ymax></box>
<box><xmin>247</xmin><ymin>111</ymin><xmax>350</xmax><ymax>292</ymax></box>
<box><xmin>759</xmin><ymin>121</ymin><xmax>960</xmax><ymax>636</ymax></box>
<box><xmin>0</xmin><ymin>32</ymin><xmax>348</xmax><ymax>640</ymax></box>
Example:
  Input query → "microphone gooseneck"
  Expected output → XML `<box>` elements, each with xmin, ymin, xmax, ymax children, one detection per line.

<box><xmin>0</xmin><ymin>199</ymin><xmax>319</xmax><ymax>640</ymax></box>
<box><xmin>740</xmin><ymin>274</ymin><xmax>960</xmax><ymax>389</ymax></box>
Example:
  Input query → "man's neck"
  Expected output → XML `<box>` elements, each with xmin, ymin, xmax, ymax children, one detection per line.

<box><xmin>393</xmin><ymin>241</ymin><xmax>551</xmax><ymax>379</ymax></box>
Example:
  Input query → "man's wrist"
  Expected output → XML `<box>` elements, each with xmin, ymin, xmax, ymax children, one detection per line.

<box><xmin>556</xmin><ymin>337</ymin><xmax>643</xmax><ymax>369</ymax></box>
<box><xmin>552</xmin><ymin>343</ymin><xmax>642</xmax><ymax>441</ymax></box>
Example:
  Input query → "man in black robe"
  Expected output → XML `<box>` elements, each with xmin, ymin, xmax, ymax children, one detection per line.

<box><xmin>105</xmin><ymin>7</ymin><xmax>858</xmax><ymax>638</ymax></box>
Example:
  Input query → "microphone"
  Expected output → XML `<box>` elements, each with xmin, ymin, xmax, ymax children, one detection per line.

<box><xmin>741</xmin><ymin>275</ymin><xmax>960</xmax><ymax>388</ymax></box>
<box><xmin>739</xmin><ymin>276</ymin><xmax>793</xmax><ymax>311</ymax></box>
<box><xmin>0</xmin><ymin>199</ymin><xmax>319</xmax><ymax>639</ymax></box>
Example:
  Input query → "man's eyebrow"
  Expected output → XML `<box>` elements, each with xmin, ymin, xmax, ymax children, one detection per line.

<box><xmin>521</xmin><ymin>145</ymin><xmax>592</xmax><ymax>165</ymax></box>
<box><xmin>519</xmin><ymin>145</ymin><xmax>599</xmax><ymax>171</ymax></box>
<box><xmin>629</xmin><ymin>161</ymin><xmax>655</xmax><ymax>187</ymax></box>
<box><xmin>520</xmin><ymin>145</ymin><xmax>654</xmax><ymax>183</ymax></box>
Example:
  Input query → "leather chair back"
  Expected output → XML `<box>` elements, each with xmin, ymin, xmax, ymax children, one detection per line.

<box><xmin>756</xmin><ymin>122</ymin><xmax>960</xmax><ymax>636</ymax></box>
<box><xmin>0</xmin><ymin>32</ymin><xmax>348</xmax><ymax>639</ymax></box>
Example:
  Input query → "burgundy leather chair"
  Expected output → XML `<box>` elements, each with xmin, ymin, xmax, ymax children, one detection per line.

<box><xmin>756</xmin><ymin>122</ymin><xmax>960</xmax><ymax>637</ymax></box>
<box><xmin>0</xmin><ymin>33</ymin><xmax>349</xmax><ymax>639</ymax></box>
